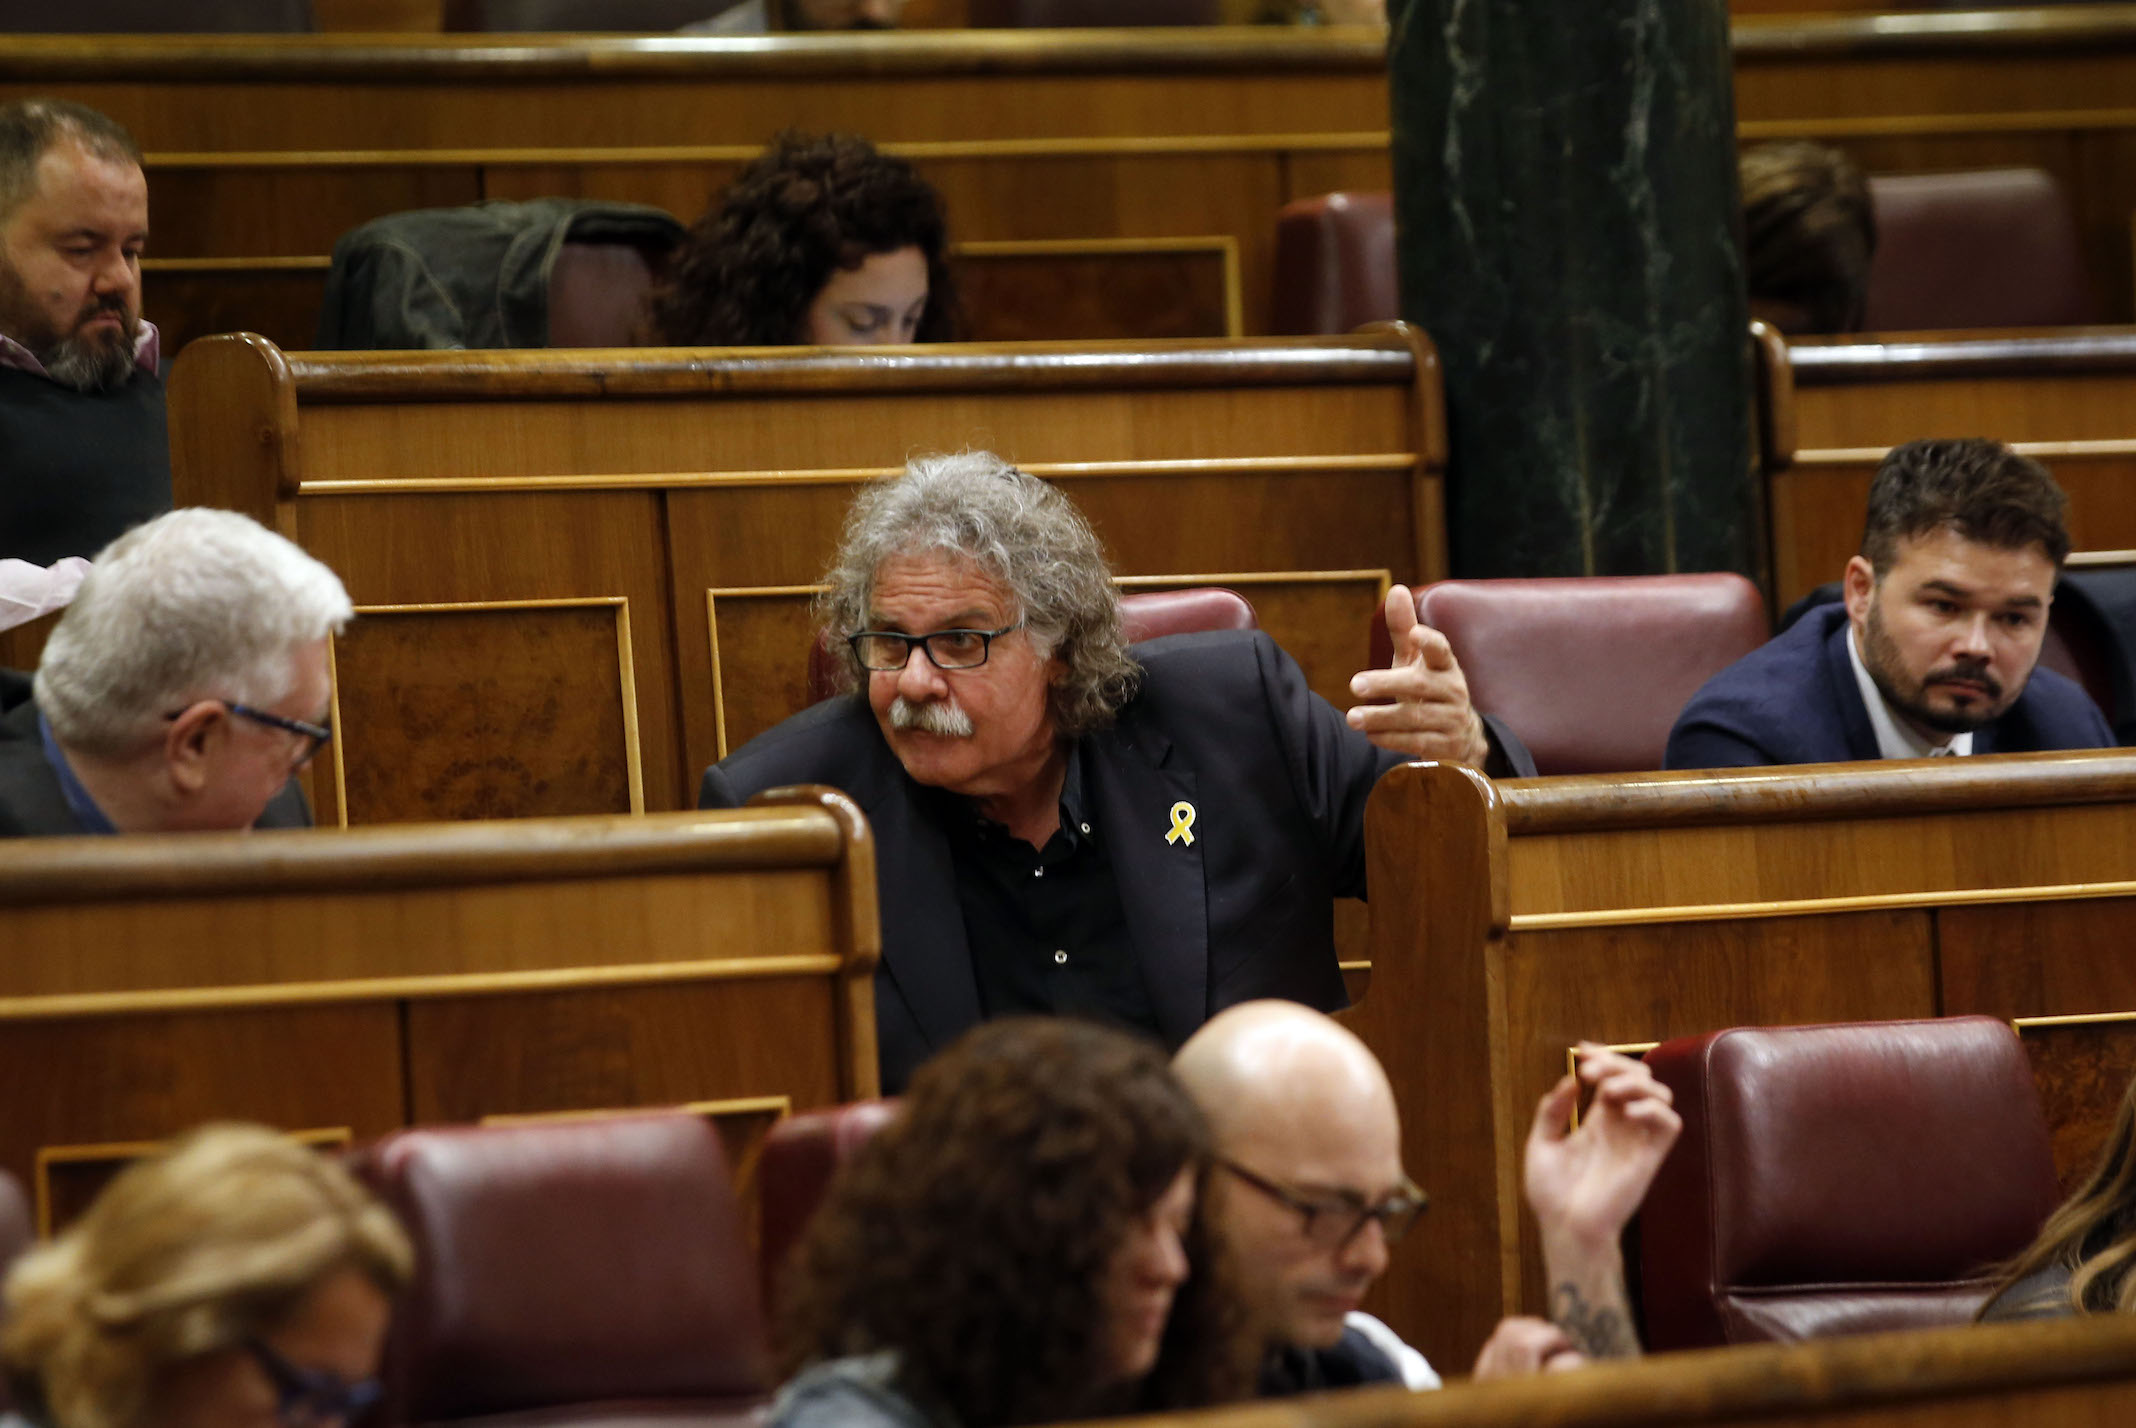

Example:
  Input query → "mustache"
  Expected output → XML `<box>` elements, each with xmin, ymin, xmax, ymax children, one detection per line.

<box><xmin>1926</xmin><ymin>660</ymin><xmax>2003</xmax><ymax>700</ymax></box>
<box><xmin>888</xmin><ymin>696</ymin><xmax>973</xmax><ymax>737</ymax></box>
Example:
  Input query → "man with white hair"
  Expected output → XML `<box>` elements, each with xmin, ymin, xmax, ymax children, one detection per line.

<box><xmin>702</xmin><ymin>451</ymin><xmax>1533</xmax><ymax>1090</ymax></box>
<box><xmin>1173</xmin><ymin>1002</ymin><xmax>1679</xmax><ymax>1391</ymax></box>
<box><xmin>0</xmin><ymin>509</ymin><xmax>352</xmax><ymax>837</ymax></box>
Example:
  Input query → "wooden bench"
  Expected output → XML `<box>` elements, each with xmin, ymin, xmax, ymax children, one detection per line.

<box><xmin>15</xmin><ymin>11</ymin><xmax>2136</xmax><ymax>349</ymax></box>
<box><xmin>1352</xmin><ymin>750</ymin><xmax>2136</xmax><ymax>1369</ymax></box>
<box><xmin>0</xmin><ymin>788</ymin><xmax>877</xmax><ymax>1237</ymax></box>
<box><xmin>1766</xmin><ymin>328</ymin><xmax>2136</xmax><ymax>608</ymax></box>
<box><xmin>1097</xmin><ymin>1317</ymin><xmax>2136</xmax><ymax>1428</ymax></box>
<box><xmin>167</xmin><ymin>328</ymin><xmax>1448</xmax><ymax>824</ymax></box>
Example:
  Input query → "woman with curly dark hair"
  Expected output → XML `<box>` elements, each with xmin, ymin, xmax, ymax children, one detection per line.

<box><xmin>770</xmin><ymin>1018</ymin><xmax>1256</xmax><ymax>1427</ymax></box>
<box><xmin>652</xmin><ymin>131</ymin><xmax>958</xmax><ymax>348</ymax></box>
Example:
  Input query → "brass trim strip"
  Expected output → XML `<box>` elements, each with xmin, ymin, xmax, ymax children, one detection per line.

<box><xmin>34</xmin><ymin>1127</ymin><xmax>352</xmax><ymax>1239</ymax></box>
<box><xmin>0</xmin><ymin>955</ymin><xmax>847</xmax><ymax>1023</ymax></box>
<box><xmin>1739</xmin><ymin>109</ymin><xmax>2136</xmax><ymax>143</ymax></box>
<box><xmin>2014</xmin><ymin>1011</ymin><xmax>2136</xmax><ymax>1030</ymax></box>
<box><xmin>1792</xmin><ymin>440</ymin><xmax>2136</xmax><ymax>467</ymax></box>
<box><xmin>297</xmin><ymin>453</ymin><xmax>1418</xmax><ymax>497</ymax></box>
<box><xmin>1511</xmin><ymin>878</ymin><xmax>2136</xmax><ymax>931</ymax></box>
<box><xmin>2066</xmin><ymin>550</ymin><xmax>2136</xmax><ymax>568</ymax></box>
<box><xmin>481</xmin><ymin>1094</ymin><xmax>792</xmax><ymax>1127</ymax></box>
<box><xmin>1113</xmin><ymin>568</ymin><xmax>1391</xmax><ymax>590</ymax></box>
<box><xmin>141</xmin><ymin>255</ymin><xmax>333</xmax><ymax>272</ymax></box>
<box><xmin>145</xmin><ymin>133</ymin><xmax>1394</xmax><ymax>170</ymax></box>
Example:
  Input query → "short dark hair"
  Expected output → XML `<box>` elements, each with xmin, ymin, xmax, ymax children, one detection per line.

<box><xmin>1741</xmin><ymin>141</ymin><xmax>1875</xmax><ymax>334</ymax></box>
<box><xmin>0</xmin><ymin>100</ymin><xmax>141</xmax><ymax>225</ymax></box>
<box><xmin>652</xmin><ymin>130</ymin><xmax>958</xmax><ymax>346</ymax></box>
<box><xmin>1861</xmin><ymin>438</ymin><xmax>2072</xmax><ymax>574</ymax></box>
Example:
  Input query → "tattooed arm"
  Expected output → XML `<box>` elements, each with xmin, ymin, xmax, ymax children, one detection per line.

<box><xmin>1523</xmin><ymin>1045</ymin><xmax>1683</xmax><ymax>1360</ymax></box>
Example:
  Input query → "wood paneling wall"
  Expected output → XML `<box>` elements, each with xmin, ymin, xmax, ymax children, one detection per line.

<box><xmin>166</xmin><ymin>329</ymin><xmax>1447</xmax><ymax>822</ymax></box>
<box><xmin>1765</xmin><ymin>328</ymin><xmax>2136</xmax><ymax>607</ymax></box>
<box><xmin>1095</xmin><ymin>1317</ymin><xmax>2136</xmax><ymax>1428</ymax></box>
<box><xmin>0</xmin><ymin>792</ymin><xmax>880</xmax><ymax>1237</ymax></box>
<box><xmin>1357</xmin><ymin>750</ymin><xmax>2136</xmax><ymax>1370</ymax></box>
<box><xmin>23</xmin><ymin>11</ymin><xmax>2136</xmax><ymax>348</ymax></box>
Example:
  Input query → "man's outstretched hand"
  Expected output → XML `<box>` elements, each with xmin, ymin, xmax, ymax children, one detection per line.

<box><xmin>1522</xmin><ymin>1045</ymin><xmax>1682</xmax><ymax>1360</ymax></box>
<box><xmin>1345</xmin><ymin>583</ymin><xmax>1490</xmax><ymax>765</ymax></box>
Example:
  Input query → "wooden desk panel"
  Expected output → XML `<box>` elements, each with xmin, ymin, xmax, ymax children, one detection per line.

<box><xmin>1771</xmin><ymin>331</ymin><xmax>2136</xmax><ymax>607</ymax></box>
<box><xmin>1095</xmin><ymin>1317</ymin><xmax>2136</xmax><ymax>1428</ymax></box>
<box><xmin>1358</xmin><ymin>750</ymin><xmax>2136</xmax><ymax>1371</ymax></box>
<box><xmin>0</xmin><ymin>796</ymin><xmax>881</xmax><ymax>1228</ymax></box>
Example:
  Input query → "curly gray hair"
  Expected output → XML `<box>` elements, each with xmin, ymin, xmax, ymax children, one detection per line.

<box><xmin>819</xmin><ymin>453</ymin><xmax>1140</xmax><ymax>735</ymax></box>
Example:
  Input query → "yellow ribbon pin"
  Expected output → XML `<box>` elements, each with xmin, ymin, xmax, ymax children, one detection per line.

<box><xmin>1165</xmin><ymin>801</ymin><xmax>1196</xmax><ymax>847</ymax></box>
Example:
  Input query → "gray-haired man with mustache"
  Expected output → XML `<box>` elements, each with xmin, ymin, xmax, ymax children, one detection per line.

<box><xmin>0</xmin><ymin>99</ymin><xmax>169</xmax><ymax>567</ymax></box>
<box><xmin>700</xmin><ymin>451</ymin><xmax>1534</xmax><ymax>1091</ymax></box>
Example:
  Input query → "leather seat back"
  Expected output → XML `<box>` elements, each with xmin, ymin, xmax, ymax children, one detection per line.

<box><xmin>1863</xmin><ymin>169</ymin><xmax>2099</xmax><ymax>330</ymax></box>
<box><xmin>757</xmin><ymin>1100</ymin><xmax>901</xmax><ymax>1312</ymax></box>
<box><xmin>1638</xmin><ymin>1017</ymin><xmax>2061</xmax><ymax>1350</ymax></box>
<box><xmin>1271</xmin><ymin>191</ymin><xmax>1397</xmax><ymax>336</ymax></box>
<box><xmin>355</xmin><ymin>1114</ymin><xmax>770</xmax><ymax>1426</ymax></box>
<box><xmin>1374</xmin><ymin>574</ymin><xmax>1767</xmax><ymax>775</ymax></box>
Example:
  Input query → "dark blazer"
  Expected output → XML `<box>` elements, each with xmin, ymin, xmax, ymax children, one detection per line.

<box><xmin>1665</xmin><ymin>604</ymin><xmax>2115</xmax><ymax>769</ymax></box>
<box><xmin>0</xmin><ymin>686</ymin><xmax>313</xmax><ymax>837</ymax></box>
<box><xmin>701</xmin><ymin>630</ymin><xmax>1436</xmax><ymax>1091</ymax></box>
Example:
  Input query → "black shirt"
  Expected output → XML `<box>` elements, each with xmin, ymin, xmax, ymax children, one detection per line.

<box><xmin>1258</xmin><ymin>1326</ymin><xmax>1405</xmax><ymax>1397</ymax></box>
<box><xmin>0</xmin><ymin>365</ymin><xmax>170</xmax><ymax>566</ymax></box>
<box><xmin>934</xmin><ymin>744</ymin><xmax>1162</xmax><ymax>1039</ymax></box>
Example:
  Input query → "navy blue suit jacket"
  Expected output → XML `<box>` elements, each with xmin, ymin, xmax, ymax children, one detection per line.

<box><xmin>700</xmin><ymin>630</ymin><xmax>1512</xmax><ymax>1092</ymax></box>
<box><xmin>1665</xmin><ymin>604</ymin><xmax>2114</xmax><ymax>769</ymax></box>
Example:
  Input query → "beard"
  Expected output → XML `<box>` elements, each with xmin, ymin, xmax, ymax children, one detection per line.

<box><xmin>0</xmin><ymin>254</ymin><xmax>139</xmax><ymax>394</ymax></box>
<box><xmin>1860</xmin><ymin>597</ymin><xmax>2015</xmax><ymax>736</ymax></box>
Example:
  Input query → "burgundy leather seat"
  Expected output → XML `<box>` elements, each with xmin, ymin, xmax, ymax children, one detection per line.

<box><xmin>0</xmin><ymin>1170</ymin><xmax>30</xmax><ymax>1417</ymax></box>
<box><xmin>547</xmin><ymin>243</ymin><xmax>666</xmax><ymax>348</ymax></box>
<box><xmin>757</xmin><ymin>1100</ymin><xmax>901</xmax><ymax>1312</ymax></box>
<box><xmin>1371</xmin><ymin>574</ymin><xmax>1767</xmax><ymax>776</ymax></box>
<box><xmin>1862</xmin><ymin>169</ymin><xmax>2100</xmax><ymax>331</ymax></box>
<box><xmin>804</xmin><ymin>585</ymin><xmax>1257</xmax><ymax>707</ymax></box>
<box><xmin>355</xmin><ymin>1115</ymin><xmax>771</xmax><ymax>1428</ymax></box>
<box><xmin>1638</xmin><ymin>1017</ymin><xmax>2061</xmax><ymax>1351</ymax></box>
<box><xmin>1271</xmin><ymin>191</ymin><xmax>1397</xmax><ymax>336</ymax></box>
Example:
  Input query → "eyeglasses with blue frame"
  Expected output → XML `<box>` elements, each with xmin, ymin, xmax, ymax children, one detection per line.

<box><xmin>242</xmin><ymin>1335</ymin><xmax>383</xmax><ymax>1427</ymax></box>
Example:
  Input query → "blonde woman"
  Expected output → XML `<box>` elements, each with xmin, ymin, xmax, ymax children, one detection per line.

<box><xmin>1</xmin><ymin>1124</ymin><xmax>411</xmax><ymax>1428</ymax></box>
<box><xmin>1982</xmin><ymin>1075</ymin><xmax>2136</xmax><ymax>1321</ymax></box>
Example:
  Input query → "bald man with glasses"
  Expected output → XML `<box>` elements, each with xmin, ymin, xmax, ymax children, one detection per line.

<box><xmin>1174</xmin><ymin>1002</ymin><xmax>1681</xmax><ymax>1391</ymax></box>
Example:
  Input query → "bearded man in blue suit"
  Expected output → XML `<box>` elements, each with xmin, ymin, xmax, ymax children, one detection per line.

<box><xmin>1668</xmin><ymin>438</ymin><xmax>2112</xmax><ymax>769</ymax></box>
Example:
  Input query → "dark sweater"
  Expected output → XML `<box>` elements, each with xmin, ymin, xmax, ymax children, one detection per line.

<box><xmin>0</xmin><ymin>366</ymin><xmax>170</xmax><ymax>565</ymax></box>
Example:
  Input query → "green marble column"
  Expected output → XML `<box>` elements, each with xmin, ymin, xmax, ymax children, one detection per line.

<box><xmin>1388</xmin><ymin>0</ymin><xmax>1758</xmax><ymax>579</ymax></box>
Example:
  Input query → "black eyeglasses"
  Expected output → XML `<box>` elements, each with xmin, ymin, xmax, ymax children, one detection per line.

<box><xmin>848</xmin><ymin>622</ymin><xmax>1024</xmax><ymax>672</ymax></box>
<box><xmin>166</xmin><ymin>701</ymin><xmax>333</xmax><ymax>767</ymax></box>
<box><xmin>1216</xmin><ymin>1158</ymin><xmax>1429</xmax><ymax>1251</ymax></box>
<box><xmin>243</xmin><ymin>1336</ymin><xmax>384</xmax><ymax>1427</ymax></box>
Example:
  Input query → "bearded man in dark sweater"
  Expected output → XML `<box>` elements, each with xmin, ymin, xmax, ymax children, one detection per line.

<box><xmin>0</xmin><ymin>99</ymin><xmax>168</xmax><ymax>566</ymax></box>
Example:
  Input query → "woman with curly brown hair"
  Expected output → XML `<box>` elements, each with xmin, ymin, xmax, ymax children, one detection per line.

<box><xmin>652</xmin><ymin>131</ymin><xmax>958</xmax><ymax>348</ymax></box>
<box><xmin>770</xmin><ymin>1018</ymin><xmax>1256</xmax><ymax>1427</ymax></box>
